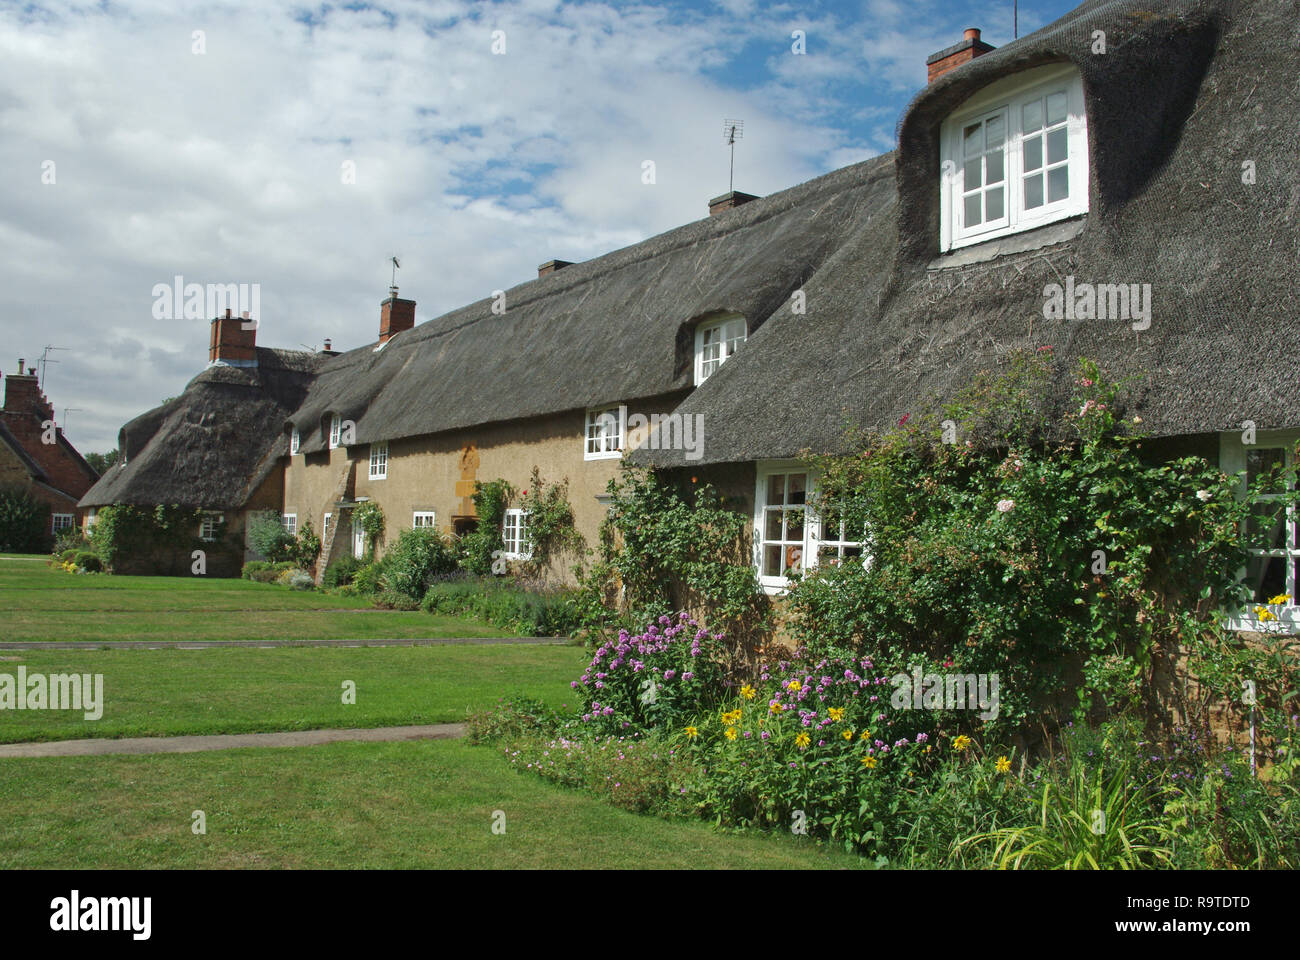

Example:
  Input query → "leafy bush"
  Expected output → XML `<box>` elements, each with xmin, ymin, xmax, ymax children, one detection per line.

<box><xmin>383</xmin><ymin>527</ymin><xmax>458</xmax><ymax>602</ymax></box>
<box><xmin>322</xmin><ymin>555</ymin><xmax>363</xmax><ymax>589</ymax></box>
<box><xmin>73</xmin><ymin>551</ymin><xmax>102</xmax><ymax>573</ymax></box>
<box><xmin>241</xmin><ymin>560</ymin><xmax>271</xmax><ymax>579</ymax></box>
<box><xmin>457</xmin><ymin>479</ymin><xmax>512</xmax><ymax>575</ymax></box>
<box><xmin>288</xmin><ymin>571</ymin><xmax>315</xmax><ymax>591</ymax></box>
<box><xmin>421</xmin><ymin>574</ymin><xmax>580</xmax><ymax>636</ymax></box>
<box><xmin>466</xmin><ymin>696</ymin><xmax>561</xmax><ymax>744</ymax></box>
<box><xmin>245</xmin><ymin>511</ymin><xmax>296</xmax><ymax>563</ymax></box>
<box><xmin>52</xmin><ymin>526</ymin><xmax>90</xmax><ymax>557</ymax></box>
<box><xmin>351</xmin><ymin>501</ymin><xmax>385</xmax><ymax>558</ymax></box>
<box><xmin>352</xmin><ymin>561</ymin><xmax>385</xmax><ymax>595</ymax></box>
<box><xmin>0</xmin><ymin>485</ymin><xmax>51</xmax><ymax>553</ymax></box>
<box><xmin>572</xmin><ymin>613</ymin><xmax>728</xmax><ymax>735</ymax></box>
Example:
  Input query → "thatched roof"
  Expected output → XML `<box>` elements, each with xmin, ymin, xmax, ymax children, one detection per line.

<box><xmin>635</xmin><ymin>0</ymin><xmax>1300</xmax><ymax>467</ymax></box>
<box><xmin>80</xmin><ymin>348</ymin><xmax>322</xmax><ymax>509</ymax></box>
<box><xmin>287</xmin><ymin>159</ymin><xmax>881</xmax><ymax>452</ymax></box>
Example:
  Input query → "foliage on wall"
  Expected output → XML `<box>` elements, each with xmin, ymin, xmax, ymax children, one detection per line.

<box><xmin>0</xmin><ymin>484</ymin><xmax>52</xmax><ymax>553</ymax></box>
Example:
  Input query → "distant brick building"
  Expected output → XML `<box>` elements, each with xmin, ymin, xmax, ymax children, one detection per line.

<box><xmin>0</xmin><ymin>359</ymin><xmax>100</xmax><ymax>537</ymax></box>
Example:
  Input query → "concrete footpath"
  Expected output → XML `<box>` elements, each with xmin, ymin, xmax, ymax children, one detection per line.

<box><xmin>0</xmin><ymin>723</ymin><xmax>466</xmax><ymax>758</ymax></box>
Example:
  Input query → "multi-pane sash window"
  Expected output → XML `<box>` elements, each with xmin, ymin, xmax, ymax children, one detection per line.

<box><xmin>290</xmin><ymin>428</ymin><xmax>300</xmax><ymax>455</ymax></box>
<box><xmin>51</xmin><ymin>513</ymin><xmax>75</xmax><ymax>533</ymax></box>
<box><xmin>199</xmin><ymin>512</ymin><xmax>220</xmax><ymax>542</ymax></box>
<box><xmin>329</xmin><ymin>415</ymin><xmax>342</xmax><ymax>449</ymax></box>
<box><xmin>941</xmin><ymin>65</ymin><xmax>1088</xmax><ymax>251</ymax></box>
<box><xmin>758</xmin><ymin>472</ymin><xmax>807</xmax><ymax>583</ymax></box>
<box><xmin>501</xmin><ymin>508</ymin><xmax>531</xmax><ymax>560</ymax></box>
<box><xmin>322</xmin><ymin>513</ymin><xmax>332</xmax><ymax>540</ymax></box>
<box><xmin>812</xmin><ymin>505</ymin><xmax>867</xmax><ymax>567</ymax></box>
<box><xmin>413</xmin><ymin>512</ymin><xmax>436</xmax><ymax>529</ymax></box>
<box><xmin>585</xmin><ymin>406</ymin><xmax>625</xmax><ymax>460</ymax></box>
<box><xmin>1243</xmin><ymin>445</ymin><xmax>1298</xmax><ymax>609</ymax></box>
<box><xmin>369</xmin><ymin>442</ymin><xmax>388</xmax><ymax>480</ymax></box>
<box><xmin>282</xmin><ymin>513</ymin><xmax>297</xmax><ymax>536</ymax></box>
<box><xmin>695</xmin><ymin>315</ymin><xmax>747</xmax><ymax>385</ymax></box>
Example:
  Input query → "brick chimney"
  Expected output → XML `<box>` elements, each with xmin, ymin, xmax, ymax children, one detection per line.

<box><xmin>380</xmin><ymin>295</ymin><xmax>415</xmax><ymax>343</ymax></box>
<box><xmin>208</xmin><ymin>309</ymin><xmax>258</xmax><ymax>366</ymax></box>
<box><xmin>708</xmin><ymin>190</ymin><xmax>760</xmax><ymax>217</ymax></box>
<box><xmin>927</xmin><ymin>28</ymin><xmax>995</xmax><ymax>83</ymax></box>
<box><xmin>538</xmin><ymin>260</ymin><xmax>573</xmax><ymax>278</ymax></box>
<box><xmin>2</xmin><ymin>361</ymin><xmax>49</xmax><ymax>418</ymax></box>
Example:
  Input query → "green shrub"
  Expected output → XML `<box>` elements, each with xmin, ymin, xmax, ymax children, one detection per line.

<box><xmin>383</xmin><ymin>527</ymin><xmax>458</xmax><ymax>602</ymax></box>
<box><xmin>457</xmin><ymin>480</ymin><xmax>512</xmax><ymax>575</ymax></box>
<box><xmin>246</xmin><ymin>511</ymin><xmax>296</xmax><ymax>562</ymax></box>
<box><xmin>73</xmin><ymin>551</ymin><xmax>102</xmax><ymax>573</ymax></box>
<box><xmin>322</xmin><ymin>555</ymin><xmax>363</xmax><ymax>589</ymax></box>
<box><xmin>289</xmin><ymin>571</ymin><xmax>315</xmax><ymax>591</ymax></box>
<box><xmin>0</xmin><ymin>485</ymin><xmax>52</xmax><ymax>553</ymax></box>
<box><xmin>241</xmin><ymin>560</ymin><xmax>271</xmax><ymax>579</ymax></box>
<box><xmin>60</xmin><ymin>548</ymin><xmax>79</xmax><ymax>564</ymax></box>
<box><xmin>352</xmin><ymin>561</ymin><xmax>385</xmax><ymax>595</ymax></box>
<box><xmin>466</xmin><ymin>696</ymin><xmax>561</xmax><ymax>744</ymax></box>
<box><xmin>420</xmin><ymin>575</ymin><xmax>581</xmax><ymax>636</ymax></box>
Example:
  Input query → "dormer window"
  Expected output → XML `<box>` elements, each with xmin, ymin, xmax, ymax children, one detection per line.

<box><xmin>694</xmin><ymin>314</ymin><xmax>746</xmax><ymax>385</ymax></box>
<box><xmin>585</xmin><ymin>405</ymin><xmax>625</xmax><ymax>460</ymax></box>
<box><xmin>290</xmin><ymin>428</ymin><xmax>300</xmax><ymax>455</ymax></box>
<box><xmin>329</xmin><ymin>414</ymin><xmax>341</xmax><ymax>450</ymax></box>
<box><xmin>940</xmin><ymin>64</ymin><xmax>1089</xmax><ymax>252</ymax></box>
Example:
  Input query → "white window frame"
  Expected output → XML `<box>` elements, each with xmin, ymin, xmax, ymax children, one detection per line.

<box><xmin>84</xmin><ymin>508</ymin><xmax>97</xmax><ymax>532</ymax></box>
<box><xmin>1221</xmin><ymin>429</ymin><xmax>1300</xmax><ymax>632</ymax></box>
<box><xmin>329</xmin><ymin>414</ymin><xmax>342</xmax><ymax>450</ymax></box>
<box><xmin>369</xmin><ymin>441</ymin><xmax>388</xmax><ymax>480</ymax></box>
<box><xmin>413</xmin><ymin>511</ymin><xmax>437</xmax><ymax>529</ymax></box>
<box><xmin>353</xmin><ymin>524</ymin><xmax>367</xmax><ymax>559</ymax></box>
<box><xmin>694</xmin><ymin>314</ymin><xmax>747</xmax><ymax>386</ymax></box>
<box><xmin>290</xmin><ymin>428</ymin><xmax>300</xmax><ymax>455</ymax></box>
<box><xmin>51</xmin><ymin>513</ymin><xmax>75</xmax><ymax>534</ymax></box>
<box><xmin>282</xmin><ymin>513</ymin><xmax>297</xmax><ymax>537</ymax></box>
<box><xmin>584</xmin><ymin>405</ymin><xmax>626</xmax><ymax>460</ymax></box>
<box><xmin>501</xmin><ymin>507</ymin><xmax>532</xmax><ymax>560</ymax></box>
<box><xmin>198</xmin><ymin>511</ymin><xmax>221</xmax><ymax>542</ymax></box>
<box><xmin>753</xmin><ymin>462</ymin><xmax>868</xmax><ymax>595</ymax></box>
<box><xmin>940</xmin><ymin>63</ymin><xmax>1089</xmax><ymax>252</ymax></box>
<box><xmin>322</xmin><ymin>512</ymin><xmax>332</xmax><ymax>541</ymax></box>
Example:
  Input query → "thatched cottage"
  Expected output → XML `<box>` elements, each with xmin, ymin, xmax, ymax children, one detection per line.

<box><xmin>83</xmin><ymin>0</ymin><xmax>1299</xmax><ymax>628</ymax></box>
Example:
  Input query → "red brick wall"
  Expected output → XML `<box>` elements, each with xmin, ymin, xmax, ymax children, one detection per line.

<box><xmin>0</xmin><ymin>372</ymin><xmax>99</xmax><ymax>508</ymax></box>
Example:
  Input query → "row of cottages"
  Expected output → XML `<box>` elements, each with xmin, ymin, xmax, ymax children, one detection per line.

<box><xmin>82</xmin><ymin>0</ymin><xmax>1299</xmax><ymax>632</ymax></box>
<box><xmin>0</xmin><ymin>361</ymin><xmax>99</xmax><ymax>537</ymax></box>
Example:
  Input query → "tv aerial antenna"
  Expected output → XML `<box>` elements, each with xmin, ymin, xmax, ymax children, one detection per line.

<box><xmin>389</xmin><ymin>255</ymin><xmax>401</xmax><ymax>298</ymax></box>
<box><xmin>722</xmin><ymin>119</ymin><xmax>744</xmax><ymax>193</ymax></box>
<box><xmin>38</xmin><ymin>345</ymin><xmax>68</xmax><ymax>390</ymax></box>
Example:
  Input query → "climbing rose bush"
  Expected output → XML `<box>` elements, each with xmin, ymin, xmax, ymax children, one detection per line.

<box><xmin>574</xmin><ymin>613</ymin><xmax>727</xmax><ymax>735</ymax></box>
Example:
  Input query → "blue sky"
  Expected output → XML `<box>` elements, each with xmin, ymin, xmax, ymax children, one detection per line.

<box><xmin>1</xmin><ymin>0</ymin><xmax>1080</xmax><ymax>452</ymax></box>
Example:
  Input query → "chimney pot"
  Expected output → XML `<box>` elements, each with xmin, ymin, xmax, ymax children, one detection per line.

<box><xmin>708</xmin><ymin>190</ymin><xmax>761</xmax><ymax>217</ymax></box>
<box><xmin>926</xmin><ymin>26</ymin><xmax>996</xmax><ymax>83</ymax></box>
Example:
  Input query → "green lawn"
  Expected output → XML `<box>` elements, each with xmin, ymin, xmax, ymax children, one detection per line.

<box><xmin>0</xmin><ymin>739</ymin><xmax>865</xmax><ymax>869</ymax></box>
<box><xmin>0</xmin><ymin>645</ymin><xmax>587</xmax><ymax>743</ymax></box>
<box><xmin>0</xmin><ymin>556</ymin><xmax>510</xmax><ymax>641</ymax></box>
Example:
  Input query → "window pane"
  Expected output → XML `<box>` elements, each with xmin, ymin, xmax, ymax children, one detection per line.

<box><xmin>1047</xmin><ymin>127</ymin><xmax>1068</xmax><ymax>165</ymax></box>
<box><xmin>1047</xmin><ymin>166</ymin><xmax>1069</xmax><ymax>203</ymax></box>
<box><xmin>1023</xmin><ymin>135</ymin><xmax>1042</xmax><ymax>172</ymax></box>
<box><xmin>964</xmin><ymin>192</ymin><xmax>982</xmax><ymax>226</ymax></box>
<box><xmin>786</xmin><ymin>508</ymin><xmax>804</xmax><ymax>542</ymax></box>
<box><xmin>1248</xmin><ymin>556</ymin><xmax>1286</xmax><ymax>604</ymax></box>
<box><xmin>963</xmin><ymin>122</ymin><xmax>982</xmax><ymax>156</ymax></box>
<box><xmin>1046</xmin><ymin>91</ymin><xmax>1067</xmax><ymax>125</ymax></box>
<box><xmin>788</xmin><ymin>474</ymin><xmax>806</xmax><ymax>505</ymax></box>
<box><xmin>1022</xmin><ymin>98</ymin><xmax>1042</xmax><ymax>133</ymax></box>
<box><xmin>785</xmin><ymin>545</ymin><xmax>803</xmax><ymax>574</ymax></box>
<box><xmin>763</xmin><ymin>545</ymin><xmax>782</xmax><ymax>577</ymax></box>
<box><xmin>985</xmin><ymin>149</ymin><xmax>1004</xmax><ymax>185</ymax></box>
<box><xmin>1247</xmin><ymin>448</ymin><xmax>1285</xmax><ymax>492</ymax></box>
<box><xmin>964</xmin><ymin>158</ymin><xmax>982</xmax><ymax>191</ymax></box>
<box><xmin>1248</xmin><ymin>500</ymin><xmax>1286</xmax><ymax>548</ymax></box>
<box><xmin>766</xmin><ymin>475</ymin><xmax>786</xmax><ymax>506</ymax></box>
<box><xmin>985</xmin><ymin>114</ymin><xmax>1004</xmax><ymax>147</ymax></box>
<box><xmin>765</xmin><ymin>508</ymin><xmax>783</xmax><ymax>541</ymax></box>
<box><xmin>985</xmin><ymin>186</ymin><xmax>1004</xmax><ymax>221</ymax></box>
<box><xmin>1024</xmin><ymin>172</ymin><xmax>1044</xmax><ymax>209</ymax></box>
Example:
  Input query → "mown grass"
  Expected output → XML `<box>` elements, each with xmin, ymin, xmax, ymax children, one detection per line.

<box><xmin>0</xmin><ymin>645</ymin><xmax>588</xmax><ymax>743</ymax></box>
<box><xmin>0</xmin><ymin>556</ymin><xmax>511</xmax><ymax>641</ymax></box>
<box><xmin>0</xmin><ymin>739</ymin><xmax>867</xmax><ymax>869</ymax></box>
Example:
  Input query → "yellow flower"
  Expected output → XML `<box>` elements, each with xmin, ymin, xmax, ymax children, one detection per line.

<box><xmin>794</xmin><ymin>731</ymin><xmax>810</xmax><ymax>749</ymax></box>
<box><xmin>684</xmin><ymin>726</ymin><xmax>699</xmax><ymax>739</ymax></box>
<box><xmin>1267</xmin><ymin>594</ymin><xmax>1290</xmax><ymax>606</ymax></box>
<box><xmin>1255</xmin><ymin>606</ymin><xmax>1277</xmax><ymax>622</ymax></box>
<box><xmin>952</xmin><ymin>735</ymin><xmax>972</xmax><ymax>753</ymax></box>
<box><xmin>827</xmin><ymin>707</ymin><xmax>845</xmax><ymax>722</ymax></box>
<box><xmin>786</xmin><ymin>680</ymin><xmax>801</xmax><ymax>692</ymax></box>
<box><xmin>995</xmin><ymin>755</ymin><xmax>1012</xmax><ymax>774</ymax></box>
<box><xmin>860</xmin><ymin>755</ymin><xmax>877</xmax><ymax>769</ymax></box>
<box><xmin>721</xmin><ymin>709</ymin><xmax>742</xmax><ymax>726</ymax></box>
<box><xmin>769</xmin><ymin>702</ymin><xmax>784</xmax><ymax>715</ymax></box>
<box><xmin>740</xmin><ymin>684</ymin><xmax>756</xmax><ymax>700</ymax></box>
<box><xmin>841</xmin><ymin>729</ymin><xmax>854</xmax><ymax>741</ymax></box>
<box><xmin>724</xmin><ymin>727</ymin><xmax>738</xmax><ymax>741</ymax></box>
<box><xmin>859</xmin><ymin>729</ymin><xmax>872</xmax><ymax>742</ymax></box>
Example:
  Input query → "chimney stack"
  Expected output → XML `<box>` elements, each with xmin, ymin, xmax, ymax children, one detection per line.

<box><xmin>708</xmin><ymin>190</ymin><xmax>760</xmax><ymax>217</ymax></box>
<box><xmin>926</xmin><ymin>27</ymin><xmax>995</xmax><ymax>83</ymax></box>
<box><xmin>3</xmin><ymin>361</ymin><xmax>48</xmax><ymax>417</ymax></box>
<box><xmin>208</xmin><ymin>308</ymin><xmax>258</xmax><ymax>367</ymax></box>
<box><xmin>538</xmin><ymin>260</ymin><xmax>573</xmax><ymax>278</ymax></box>
<box><xmin>323</xmin><ymin>339</ymin><xmax>332</xmax><ymax>351</ymax></box>
<box><xmin>380</xmin><ymin>296</ymin><xmax>415</xmax><ymax>343</ymax></box>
